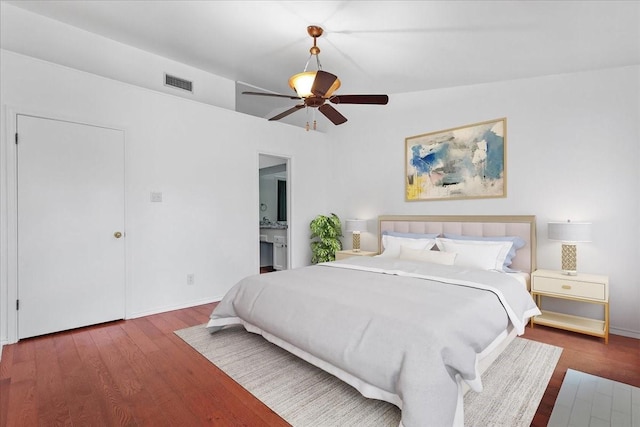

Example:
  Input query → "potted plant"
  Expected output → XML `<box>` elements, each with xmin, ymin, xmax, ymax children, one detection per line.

<box><xmin>310</xmin><ymin>213</ymin><xmax>343</xmax><ymax>263</ymax></box>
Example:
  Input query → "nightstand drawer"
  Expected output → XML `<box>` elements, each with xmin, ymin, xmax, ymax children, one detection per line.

<box><xmin>532</xmin><ymin>276</ymin><xmax>605</xmax><ymax>301</ymax></box>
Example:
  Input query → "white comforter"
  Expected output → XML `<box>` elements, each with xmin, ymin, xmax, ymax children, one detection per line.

<box><xmin>207</xmin><ymin>257</ymin><xmax>540</xmax><ymax>427</ymax></box>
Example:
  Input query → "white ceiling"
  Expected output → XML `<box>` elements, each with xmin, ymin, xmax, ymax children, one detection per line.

<box><xmin>3</xmin><ymin>1</ymin><xmax>639</xmax><ymax>118</ymax></box>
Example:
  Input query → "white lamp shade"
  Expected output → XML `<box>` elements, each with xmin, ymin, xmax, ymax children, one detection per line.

<box><xmin>289</xmin><ymin>71</ymin><xmax>340</xmax><ymax>98</ymax></box>
<box><xmin>548</xmin><ymin>221</ymin><xmax>592</xmax><ymax>242</ymax></box>
<box><xmin>345</xmin><ymin>219</ymin><xmax>367</xmax><ymax>233</ymax></box>
<box><xmin>288</xmin><ymin>71</ymin><xmax>316</xmax><ymax>97</ymax></box>
<box><xmin>288</xmin><ymin>71</ymin><xmax>341</xmax><ymax>98</ymax></box>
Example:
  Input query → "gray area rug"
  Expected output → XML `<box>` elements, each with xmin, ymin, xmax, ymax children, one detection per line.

<box><xmin>548</xmin><ymin>369</ymin><xmax>639</xmax><ymax>427</ymax></box>
<box><xmin>175</xmin><ymin>325</ymin><xmax>562</xmax><ymax>427</ymax></box>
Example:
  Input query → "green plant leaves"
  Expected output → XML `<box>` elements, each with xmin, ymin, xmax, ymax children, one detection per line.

<box><xmin>310</xmin><ymin>213</ymin><xmax>343</xmax><ymax>263</ymax></box>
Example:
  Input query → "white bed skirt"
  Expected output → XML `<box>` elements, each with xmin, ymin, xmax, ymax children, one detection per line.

<box><xmin>206</xmin><ymin>318</ymin><xmax>517</xmax><ymax>427</ymax></box>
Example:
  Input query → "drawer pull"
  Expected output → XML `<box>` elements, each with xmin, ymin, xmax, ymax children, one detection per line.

<box><xmin>562</xmin><ymin>285</ymin><xmax>572</xmax><ymax>290</ymax></box>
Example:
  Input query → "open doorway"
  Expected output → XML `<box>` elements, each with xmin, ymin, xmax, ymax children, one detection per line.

<box><xmin>259</xmin><ymin>154</ymin><xmax>290</xmax><ymax>273</ymax></box>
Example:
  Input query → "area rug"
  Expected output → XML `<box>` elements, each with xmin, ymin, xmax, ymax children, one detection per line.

<box><xmin>175</xmin><ymin>325</ymin><xmax>562</xmax><ymax>427</ymax></box>
<box><xmin>548</xmin><ymin>369</ymin><xmax>639</xmax><ymax>427</ymax></box>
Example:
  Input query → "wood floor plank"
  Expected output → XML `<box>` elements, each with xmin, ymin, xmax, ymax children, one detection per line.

<box><xmin>53</xmin><ymin>332</ymin><xmax>108</xmax><ymax>427</ymax></box>
<box><xmin>107</xmin><ymin>323</ymin><xmax>191</xmax><ymax>426</ymax></box>
<box><xmin>72</xmin><ymin>328</ymin><xmax>137</xmax><ymax>426</ymax></box>
<box><xmin>145</xmin><ymin>311</ymin><xmax>190</xmax><ymax>335</ymax></box>
<box><xmin>118</xmin><ymin>318</ymin><xmax>161</xmax><ymax>355</ymax></box>
<box><xmin>3</xmin><ymin>358</ymin><xmax>35</xmax><ymax>384</ymax></box>
<box><xmin>171</xmin><ymin>306</ymin><xmax>205</xmax><ymax>326</ymax></box>
<box><xmin>0</xmin><ymin>344</ymin><xmax>14</xmax><ymax>380</ymax></box>
<box><xmin>90</xmin><ymin>325</ymin><xmax>165</xmax><ymax>426</ymax></box>
<box><xmin>129</xmin><ymin>316</ymin><xmax>165</xmax><ymax>341</ymax></box>
<box><xmin>4</xmin><ymin>378</ymin><xmax>38</xmax><ymax>427</ymax></box>
<box><xmin>1</xmin><ymin>303</ymin><xmax>637</xmax><ymax>426</ymax></box>
<box><xmin>144</xmin><ymin>335</ymin><xmax>237</xmax><ymax>424</ymax></box>
<box><xmin>170</xmin><ymin>330</ymin><xmax>288</xmax><ymax>426</ymax></box>
<box><xmin>0</xmin><ymin>378</ymin><xmax>10</xmax><ymax>427</ymax></box>
<box><xmin>11</xmin><ymin>337</ymin><xmax>35</xmax><ymax>364</ymax></box>
<box><xmin>33</xmin><ymin>337</ymin><xmax>73</xmax><ymax>426</ymax></box>
<box><xmin>524</xmin><ymin>325</ymin><xmax>640</xmax><ymax>427</ymax></box>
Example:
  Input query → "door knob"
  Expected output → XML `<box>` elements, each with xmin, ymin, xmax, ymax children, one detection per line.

<box><xmin>114</xmin><ymin>231</ymin><xmax>122</xmax><ymax>239</ymax></box>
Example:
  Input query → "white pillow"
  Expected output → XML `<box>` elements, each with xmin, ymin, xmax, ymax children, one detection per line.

<box><xmin>435</xmin><ymin>238</ymin><xmax>513</xmax><ymax>271</ymax></box>
<box><xmin>399</xmin><ymin>245</ymin><xmax>457</xmax><ymax>265</ymax></box>
<box><xmin>378</xmin><ymin>235</ymin><xmax>435</xmax><ymax>258</ymax></box>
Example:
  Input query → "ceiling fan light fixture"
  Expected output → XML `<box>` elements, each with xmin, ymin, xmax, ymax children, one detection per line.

<box><xmin>289</xmin><ymin>71</ymin><xmax>341</xmax><ymax>98</ymax></box>
<box><xmin>244</xmin><ymin>25</ymin><xmax>387</xmax><ymax>127</ymax></box>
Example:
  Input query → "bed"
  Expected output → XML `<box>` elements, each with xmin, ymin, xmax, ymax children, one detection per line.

<box><xmin>207</xmin><ymin>215</ymin><xmax>540</xmax><ymax>427</ymax></box>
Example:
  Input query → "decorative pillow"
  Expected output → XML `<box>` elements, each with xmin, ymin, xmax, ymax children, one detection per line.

<box><xmin>378</xmin><ymin>235</ymin><xmax>436</xmax><ymax>258</ymax></box>
<box><xmin>443</xmin><ymin>234</ymin><xmax>526</xmax><ymax>272</ymax></box>
<box><xmin>435</xmin><ymin>238</ymin><xmax>514</xmax><ymax>271</ymax></box>
<box><xmin>399</xmin><ymin>245</ymin><xmax>457</xmax><ymax>265</ymax></box>
<box><xmin>382</xmin><ymin>230</ymin><xmax>440</xmax><ymax>239</ymax></box>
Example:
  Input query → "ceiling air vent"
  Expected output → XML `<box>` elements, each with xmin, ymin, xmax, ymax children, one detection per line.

<box><xmin>164</xmin><ymin>73</ymin><xmax>193</xmax><ymax>93</ymax></box>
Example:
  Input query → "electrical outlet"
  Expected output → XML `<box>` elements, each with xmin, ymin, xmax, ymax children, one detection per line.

<box><xmin>187</xmin><ymin>273</ymin><xmax>195</xmax><ymax>285</ymax></box>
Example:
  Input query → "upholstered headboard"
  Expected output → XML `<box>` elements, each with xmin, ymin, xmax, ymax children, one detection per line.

<box><xmin>378</xmin><ymin>215</ymin><xmax>537</xmax><ymax>274</ymax></box>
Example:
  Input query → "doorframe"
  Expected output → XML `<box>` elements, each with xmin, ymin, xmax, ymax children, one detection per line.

<box><xmin>2</xmin><ymin>107</ymin><xmax>129</xmax><ymax>344</ymax></box>
<box><xmin>257</xmin><ymin>152</ymin><xmax>292</xmax><ymax>272</ymax></box>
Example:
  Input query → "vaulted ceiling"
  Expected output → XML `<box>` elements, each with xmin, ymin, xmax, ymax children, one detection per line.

<box><xmin>3</xmin><ymin>1</ymin><xmax>639</xmax><ymax>122</ymax></box>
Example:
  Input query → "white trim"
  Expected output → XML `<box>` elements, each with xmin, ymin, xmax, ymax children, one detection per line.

<box><xmin>3</xmin><ymin>107</ymin><xmax>19</xmax><ymax>344</ymax></box>
<box><xmin>609</xmin><ymin>327</ymin><xmax>640</xmax><ymax>340</ymax></box>
<box><xmin>2</xmin><ymin>106</ymin><xmax>129</xmax><ymax>344</ymax></box>
<box><xmin>257</xmin><ymin>151</ymin><xmax>292</xmax><ymax>270</ymax></box>
<box><xmin>128</xmin><ymin>296</ymin><xmax>221</xmax><ymax>319</ymax></box>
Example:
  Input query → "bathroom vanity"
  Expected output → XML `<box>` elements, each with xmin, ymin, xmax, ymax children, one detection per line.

<box><xmin>260</xmin><ymin>224</ymin><xmax>288</xmax><ymax>270</ymax></box>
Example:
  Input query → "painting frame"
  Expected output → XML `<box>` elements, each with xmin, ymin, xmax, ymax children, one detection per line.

<box><xmin>405</xmin><ymin>118</ymin><xmax>507</xmax><ymax>201</ymax></box>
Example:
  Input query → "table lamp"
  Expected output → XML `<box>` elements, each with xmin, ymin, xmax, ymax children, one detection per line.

<box><xmin>547</xmin><ymin>220</ymin><xmax>592</xmax><ymax>275</ymax></box>
<box><xmin>345</xmin><ymin>219</ymin><xmax>367</xmax><ymax>252</ymax></box>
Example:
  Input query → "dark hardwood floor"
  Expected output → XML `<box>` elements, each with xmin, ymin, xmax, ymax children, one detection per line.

<box><xmin>525</xmin><ymin>324</ymin><xmax>639</xmax><ymax>427</ymax></box>
<box><xmin>1</xmin><ymin>302</ymin><xmax>638</xmax><ymax>426</ymax></box>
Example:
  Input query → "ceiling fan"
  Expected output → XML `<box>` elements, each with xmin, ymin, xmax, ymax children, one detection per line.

<box><xmin>242</xmin><ymin>26</ymin><xmax>389</xmax><ymax>130</ymax></box>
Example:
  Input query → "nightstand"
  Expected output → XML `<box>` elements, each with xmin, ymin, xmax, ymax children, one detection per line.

<box><xmin>530</xmin><ymin>269</ymin><xmax>609</xmax><ymax>344</ymax></box>
<box><xmin>335</xmin><ymin>250</ymin><xmax>377</xmax><ymax>260</ymax></box>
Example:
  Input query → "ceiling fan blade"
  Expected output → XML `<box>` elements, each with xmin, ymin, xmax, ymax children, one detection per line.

<box><xmin>318</xmin><ymin>104</ymin><xmax>347</xmax><ymax>125</ymax></box>
<box><xmin>243</xmin><ymin>91</ymin><xmax>300</xmax><ymax>100</ymax></box>
<box><xmin>311</xmin><ymin>70</ymin><xmax>339</xmax><ymax>98</ymax></box>
<box><xmin>330</xmin><ymin>94</ymin><xmax>389</xmax><ymax>105</ymax></box>
<box><xmin>268</xmin><ymin>104</ymin><xmax>305</xmax><ymax>121</ymax></box>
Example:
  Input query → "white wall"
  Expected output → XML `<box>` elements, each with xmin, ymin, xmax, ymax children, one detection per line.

<box><xmin>1</xmin><ymin>2</ymin><xmax>638</xmax><ymax>344</ymax></box>
<box><xmin>0</xmin><ymin>3</ymin><xmax>235</xmax><ymax>111</ymax></box>
<box><xmin>0</xmin><ymin>50</ymin><xmax>331</xmax><ymax>344</ymax></box>
<box><xmin>328</xmin><ymin>65</ymin><xmax>640</xmax><ymax>338</ymax></box>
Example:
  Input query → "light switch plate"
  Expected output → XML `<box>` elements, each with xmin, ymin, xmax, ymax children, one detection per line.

<box><xmin>150</xmin><ymin>191</ymin><xmax>163</xmax><ymax>202</ymax></box>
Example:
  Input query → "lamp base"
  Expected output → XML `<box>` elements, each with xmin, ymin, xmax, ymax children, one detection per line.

<box><xmin>561</xmin><ymin>243</ymin><xmax>578</xmax><ymax>275</ymax></box>
<box><xmin>352</xmin><ymin>232</ymin><xmax>361</xmax><ymax>252</ymax></box>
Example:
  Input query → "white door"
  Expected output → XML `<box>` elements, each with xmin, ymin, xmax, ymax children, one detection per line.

<box><xmin>17</xmin><ymin>115</ymin><xmax>125</xmax><ymax>339</ymax></box>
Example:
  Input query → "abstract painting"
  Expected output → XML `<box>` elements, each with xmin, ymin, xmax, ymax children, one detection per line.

<box><xmin>405</xmin><ymin>118</ymin><xmax>506</xmax><ymax>201</ymax></box>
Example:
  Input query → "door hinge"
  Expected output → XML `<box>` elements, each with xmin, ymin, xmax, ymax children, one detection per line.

<box><xmin>15</xmin><ymin>133</ymin><xmax>18</xmax><ymax>144</ymax></box>
<box><xmin>16</xmin><ymin>299</ymin><xmax>19</xmax><ymax>310</ymax></box>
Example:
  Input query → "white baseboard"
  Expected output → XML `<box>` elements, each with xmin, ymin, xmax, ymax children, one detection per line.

<box><xmin>127</xmin><ymin>296</ymin><xmax>223</xmax><ymax>320</ymax></box>
<box><xmin>610</xmin><ymin>327</ymin><xmax>640</xmax><ymax>340</ymax></box>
